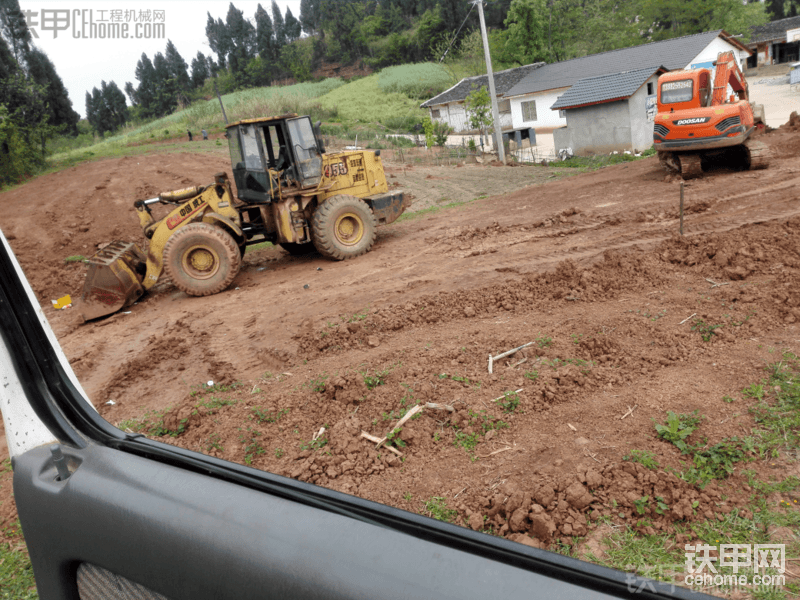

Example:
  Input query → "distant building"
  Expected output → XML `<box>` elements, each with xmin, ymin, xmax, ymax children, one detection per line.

<box><xmin>420</xmin><ymin>63</ymin><xmax>545</xmax><ymax>133</ymax></box>
<box><xmin>551</xmin><ymin>66</ymin><xmax>667</xmax><ymax>156</ymax></box>
<box><xmin>504</xmin><ymin>30</ymin><xmax>750</xmax><ymax>134</ymax></box>
<box><xmin>420</xmin><ymin>30</ymin><xmax>751</xmax><ymax>153</ymax></box>
<box><xmin>746</xmin><ymin>16</ymin><xmax>800</xmax><ymax>66</ymax></box>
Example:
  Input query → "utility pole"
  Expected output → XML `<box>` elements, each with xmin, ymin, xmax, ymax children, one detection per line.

<box><xmin>473</xmin><ymin>0</ymin><xmax>506</xmax><ymax>164</ymax></box>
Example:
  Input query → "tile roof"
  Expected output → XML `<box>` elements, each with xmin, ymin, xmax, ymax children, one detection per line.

<box><xmin>506</xmin><ymin>30</ymin><xmax>743</xmax><ymax>97</ymax></box>
<box><xmin>748</xmin><ymin>16</ymin><xmax>800</xmax><ymax>44</ymax></box>
<box><xmin>550</xmin><ymin>67</ymin><xmax>666</xmax><ymax>110</ymax></box>
<box><xmin>420</xmin><ymin>62</ymin><xmax>545</xmax><ymax>108</ymax></box>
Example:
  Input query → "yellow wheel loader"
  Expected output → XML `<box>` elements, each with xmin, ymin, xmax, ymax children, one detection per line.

<box><xmin>80</xmin><ymin>114</ymin><xmax>405</xmax><ymax>320</ymax></box>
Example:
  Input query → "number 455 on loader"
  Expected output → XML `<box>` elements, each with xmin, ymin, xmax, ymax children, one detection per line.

<box><xmin>80</xmin><ymin>114</ymin><xmax>405</xmax><ymax>320</ymax></box>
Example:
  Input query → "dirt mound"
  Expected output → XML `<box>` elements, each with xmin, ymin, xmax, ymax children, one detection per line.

<box><xmin>779</xmin><ymin>110</ymin><xmax>800</xmax><ymax>132</ymax></box>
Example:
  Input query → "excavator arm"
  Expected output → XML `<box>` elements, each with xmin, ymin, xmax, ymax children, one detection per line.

<box><xmin>711</xmin><ymin>51</ymin><xmax>748</xmax><ymax>105</ymax></box>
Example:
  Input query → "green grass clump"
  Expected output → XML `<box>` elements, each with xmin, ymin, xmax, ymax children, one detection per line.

<box><xmin>750</xmin><ymin>352</ymin><xmax>800</xmax><ymax>454</ymax></box>
<box><xmin>378</xmin><ymin>62</ymin><xmax>453</xmax><ymax>100</ymax></box>
<box><xmin>623</xmin><ymin>449</ymin><xmax>660</xmax><ymax>470</ymax></box>
<box><xmin>422</xmin><ymin>496</ymin><xmax>457</xmax><ymax>523</ymax></box>
<box><xmin>0</xmin><ymin>538</ymin><xmax>37</xmax><ymax>600</ymax></box>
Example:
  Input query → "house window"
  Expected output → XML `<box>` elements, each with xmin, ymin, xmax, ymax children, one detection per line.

<box><xmin>521</xmin><ymin>100</ymin><xmax>537</xmax><ymax>122</ymax></box>
<box><xmin>431</xmin><ymin>109</ymin><xmax>441</xmax><ymax>119</ymax></box>
<box><xmin>559</xmin><ymin>109</ymin><xmax>566</xmax><ymax>118</ymax></box>
<box><xmin>647</xmin><ymin>82</ymin><xmax>654</xmax><ymax>95</ymax></box>
<box><xmin>498</xmin><ymin>99</ymin><xmax>511</xmax><ymax>114</ymax></box>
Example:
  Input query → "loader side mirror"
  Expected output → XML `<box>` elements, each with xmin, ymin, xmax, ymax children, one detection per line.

<box><xmin>314</xmin><ymin>121</ymin><xmax>326</xmax><ymax>154</ymax></box>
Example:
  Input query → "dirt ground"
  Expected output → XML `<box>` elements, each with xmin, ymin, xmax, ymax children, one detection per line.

<box><xmin>2</xmin><ymin>117</ymin><xmax>800</xmax><ymax>596</ymax></box>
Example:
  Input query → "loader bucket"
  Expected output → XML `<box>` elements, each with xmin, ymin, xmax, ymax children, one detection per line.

<box><xmin>80</xmin><ymin>241</ymin><xmax>147</xmax><ymax>321</ymax></box>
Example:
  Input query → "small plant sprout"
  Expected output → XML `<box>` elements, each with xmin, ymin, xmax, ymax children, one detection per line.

<box><xmin>495</xmin><ymin>390</ymin><xmax>521</xmax><ymax>413</ymax></box>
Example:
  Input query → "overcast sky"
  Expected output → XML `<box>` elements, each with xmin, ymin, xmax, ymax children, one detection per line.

<box><xmin>20</xmin><ymin>0</ymin><xmax>302</xmax><ymax>118</ymax></box>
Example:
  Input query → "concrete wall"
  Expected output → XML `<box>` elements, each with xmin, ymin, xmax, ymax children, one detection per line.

<box><xmin>509</xmin><ymin>88</ymin><xmax>569</xmax><ymax>130</ymax></box>
<box><xmin>688</xmin><ymin>37</ymin><xmax>750</xmax><ymax>71</ymax></box>
<box><xmin>628</xmin><ymin>74</ymin><xmax>661</xmax><ymax>152</ymax></box>
<box><xmin>429</xmin><ymin>101</ymin><xmax>513</xmax><ymax>133</ymax></box>
<box><xmin>553</xmin><ymin>99</ymin><xmax>633</xmax><ymax>155</ymax></box>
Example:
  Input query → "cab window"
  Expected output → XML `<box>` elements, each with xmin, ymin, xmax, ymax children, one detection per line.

<box><xmin>240</xmin><ymin>125</ymin><xmax>263</xmax><ymax>170</ymax></box>
<box><xmin>660</xmin><ymin>79</ymin><xmax>693</xmax><ymax>104</ymax></box>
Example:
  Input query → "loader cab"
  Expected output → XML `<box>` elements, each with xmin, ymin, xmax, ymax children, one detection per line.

<box><xmin>227</xmin><ymin>115</ymin><xmax>324</xmax><ymax>203</ymax></box>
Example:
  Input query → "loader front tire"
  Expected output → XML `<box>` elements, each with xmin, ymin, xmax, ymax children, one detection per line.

<box><xmin>312</xmin><ymin>194</ymin><xmax>377</xmax><ymax>260</ymax></box>
<box><xmin>164</xmin><ymin>223</ymin><xmax>241</xmax><ymax>296</ymax></box>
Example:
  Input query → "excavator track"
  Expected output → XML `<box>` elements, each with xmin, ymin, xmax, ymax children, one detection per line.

<box><xmin>658</xmin><ymin>151</ymin><xmax>680</xmax><ymax>174</ymax></box>
<box><xmin>744</xmin><ymin>139</ymin><xmax>770</xmax><ymax>171</ymax></box>
<box><xmin>678</xmin><ymin>154</ymin><xmax>703</xmax><ymax>179</ymax></box>
<box><xmin>658</xmin><ymin>151</ymin><xmax>703</xmax><ymax>179</ymax></box>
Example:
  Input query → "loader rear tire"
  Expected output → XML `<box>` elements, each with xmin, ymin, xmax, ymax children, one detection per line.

<box><xmin>312</xmin><ymin>194</ymin><xmax>377</xmax><ymax>260</ymax></box>
<box><xmin>164</xmin><ymin>223</ymin><xmax>241</xmax><ymax>296</ymax></box>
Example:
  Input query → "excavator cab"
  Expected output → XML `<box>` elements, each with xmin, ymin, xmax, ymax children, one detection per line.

<box><xmin>226</xmin><ymin>115</ymin><xmax>324</xmax><ymax>203</ymax></box>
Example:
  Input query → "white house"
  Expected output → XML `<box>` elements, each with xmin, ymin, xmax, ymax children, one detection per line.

<box><xmin>502</xmin><ymin>30</ymin><xmax>751</xmax><ymax>133</ymax></box>
<box><xmin>420</xmin><ymin>63</ymin><xmax>544</xmax><ymax>133</ymax></box>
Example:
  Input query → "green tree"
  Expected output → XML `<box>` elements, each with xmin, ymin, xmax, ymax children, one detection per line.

<box><xmin>255</xmin><ymin>3</ymin><xmax>275</xmax><ymax>60</ymax></box>
<box><xmin>85</xmin><ymin>80</ymin><xmax>128</xmax><ymax>136</ymax></box>
<box><xmin>284</xmin><ymin>7</ymin><xmax>302</xmax><ymax>42</ymax></box>
<box><xmin>133</xmin><ymin>52</ymin><xmax>157</xmax><ymax>117</ymax></box>
<box><xmin>226</xmin><ymin>2</ymin><xmax>256</xmax><ymax>79</ymax></box>
<box><xmin>164</xmin><ymin>39</ymin><xmax>191</xmax><ymax>103</ymax></box>
<box><xmin>0</xmin><ymin>0</ymin><xmax>32</xmax><ymax>63</ymax></box>
<box><xmin>280</xmin><ymin>39</ymin><xmax>313</xmax><ymax>81</ymax></box>
<box><xmin>639</xmin><ymin>0</ymin><xmax>769</xmax><ymax>40</ymax></box>
<box><xmin>26</xmin><ymin>47</ymin><xmax>79</xmax><ymax>134</ymax></box>
<box><xmin>206</xmin><ymin>12</ymin><xmax>231</xmax><ymax>69</ymax></box>
<box><xmin>320</xmin><ymin>0</ymin><xmax>368</xmax><ymax>63</ymax></box>
<box><xmin>464</xmin><ymin>85</ymin><xmax>493</xmax><ymax>148</ymax></box>
<box><xmin>299</xmin><ymin>0</ymin><xmax>321</xmax><ymax>35</ymax></box>
<box><xmin>190</xmin><ymin>52</ymin><xmax>210</xmax><ymax>89</ymax></box>
<box><xmin>503</xmin><ymin>0</ymin><xmax>548</xmax><ymax>65</ymax></box>
<box><xmin>272</xmin><ymin>0</ymin><xmax>286</xmax><ymax>48</ymax></box>
<box><xmin>0</xmin><ymin>103</ymin><xmax>44</xmax><ymax>186</ymax></box>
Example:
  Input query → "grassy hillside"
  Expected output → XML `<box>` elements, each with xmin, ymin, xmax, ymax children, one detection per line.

<box><xmin>317</xmin><ymin>73</ymin><xmax>428</xmax><ymax>129</ymax></box>
<box><xmin>45</xmin><ymin>62</ymin><xmax>460</xmax><ymax>170</ymax></box>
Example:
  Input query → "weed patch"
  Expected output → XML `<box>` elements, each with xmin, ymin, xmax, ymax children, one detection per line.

<box><xmin>623</xmin><ymin>449</ymin><xmax>660</xmax><ymax>470</ymax></box>
<box><xmin>421</xmin><ymin>496</ymin><xmax>457</xmax><ymax>523</ymax></box>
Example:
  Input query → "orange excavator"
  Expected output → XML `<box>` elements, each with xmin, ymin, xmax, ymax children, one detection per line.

<box><xmin>653</xmin><ymin>51</ymin><xmax>769</xmax><ymax>179</ymax></box>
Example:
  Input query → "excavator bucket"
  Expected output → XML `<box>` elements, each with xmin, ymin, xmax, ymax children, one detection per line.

<box><xmin>80</xmin><ymin>241</ymin><xmax>147</xmax><ymax>321</ymax></box>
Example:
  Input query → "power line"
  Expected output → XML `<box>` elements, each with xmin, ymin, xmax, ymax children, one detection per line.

<box><xmin>438</xmin><ymin>2</ymin><xmax>476</xmax><ymax>63</ymax></box>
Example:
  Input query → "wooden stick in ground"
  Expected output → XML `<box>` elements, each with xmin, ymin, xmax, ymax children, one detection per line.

<box><xmin>478</xmin><ymin>446</ymin><xmax>514</xmax><ymax>459</ymax></box>
<box><xmin>488</xmin><ymin>354</ymin><xmax>493</xmax><ymax>374</ymax></box>
<box><xmin>679</xmin><ymin>313</ymin><xmax>697</xmax><ymax>325</ymax></box>
<box><xmin>491</xmin><ymin>342</ymin><xmax>534</xmax><ymax>363</ymax></box>
<box><xmin>360</xmin><ymin>431</ymin><xmax>403</xmax><ymax>457</ymax></box>
<box><xmin>425</xmin><ymin>402</ymin><xmax>455</xmax><ymax>412</ymax></box>
<box><xmin>679</xmin><ymin>182</ymin><xmax>684</xmax><ymax>236</ymax></box>
<box><xmin>376</xmin><ymin>404</ymin><xmax>423</xmax><ymax>450</ymax></box>
<box><xmin>620</xmin><ymin>405</ymin><xmax>638</xmax><ymax>420</ymax></box>
<box><xmin>490</xmin><ymin>389</ymin><xmax>523</xmax><ymax>403</ymax></box>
